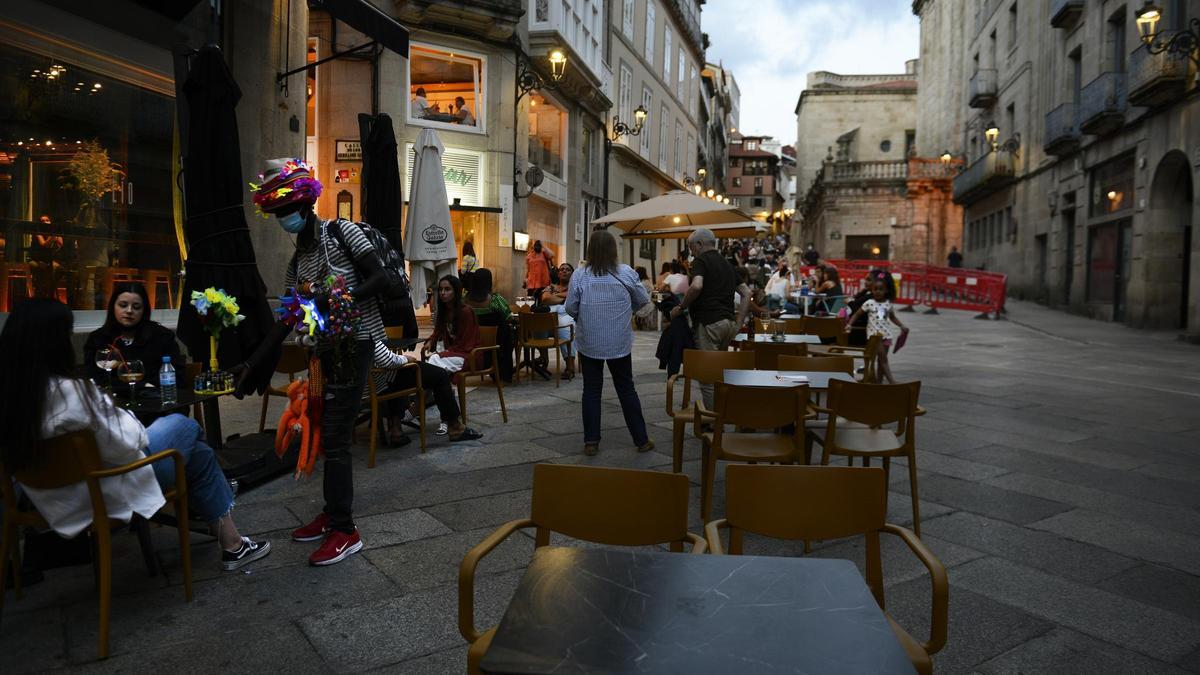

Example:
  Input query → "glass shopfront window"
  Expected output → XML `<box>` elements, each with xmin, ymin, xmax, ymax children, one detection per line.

<box><xmin>0</xmin><ymin>44</ymin><xmax>179</xmax><ymax>312</ymax></box>
<box><xmin>1089</xmin><ymin>156</ymin><xmax>1134</xmax><ymax>217</ymax></box>
<box><xmin>407</xmin><ymin>44</ymin><xmax>485</xmax><ymax>134</ymax></box>
<box><xmin>528</xmin><ymin>93</ymin><xmax>567</xmax><ymax>180</ymax></box>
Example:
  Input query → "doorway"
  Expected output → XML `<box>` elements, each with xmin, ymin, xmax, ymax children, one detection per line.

<box><xmin>1087</xmin><ymin>219</ymin><xmax>1131</xmax><ymax>320</ymax></box>
<box><xmin>1063</xmin><ymin>209</ymin><xmax>1075</xmax><ymax>304</ymax></box>
<box><xmin>1149</xmin><ymin>151</ymin><xmax>1195</xmax><ymax>329</ymax></box>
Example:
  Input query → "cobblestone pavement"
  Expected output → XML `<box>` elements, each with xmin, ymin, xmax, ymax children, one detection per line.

<box><xmin>3</xmin><ymin>300</ymin><xmax>1200</xmax><ymax>674</ymax></box>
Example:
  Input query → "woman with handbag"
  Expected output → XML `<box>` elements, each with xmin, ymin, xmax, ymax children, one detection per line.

<box><xmin>565</xmin><ymin>230</ymin><xmax>653</xmax><ymax>457</ymax></box>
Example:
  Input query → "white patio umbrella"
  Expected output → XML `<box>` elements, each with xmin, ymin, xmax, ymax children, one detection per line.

<box><xmin>403</xmin><ymin>128</ymin><xmax>458</xmax><ymax>308</ymax></box>
<box><xmin>618</xmin><ymin>221</ymin><xmax>769</xmax><ymax>240</ymax></box>
<box><xmin>590</xmin><ymin>190</ymin><xmax>756</xmax><ymax>233</ymax></box>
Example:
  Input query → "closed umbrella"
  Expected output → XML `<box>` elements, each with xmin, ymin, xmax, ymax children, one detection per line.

<box><xmin>358</xmin><ymin>113</ymin><xmax>402</xmax><ymax>250</ymax></box>
<box><xmin>590</xmin><ymin>190</ymin><xmax>755</xmax><ymax>234</ymax></box>
<box><xmin>403</xmin><ymin>128</ymin><xmax>457</xmax><ymax>308</ymax></box>
<box><xmin>176</xmin><ymin>45</ymin><xmax>274</xmax><ymax>385</ymax></box>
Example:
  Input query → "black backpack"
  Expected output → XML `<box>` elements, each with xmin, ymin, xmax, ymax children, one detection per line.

<box><xmin>326</xmin><ymin>218</ymin><xmax>411</xmax><ymax>298</ymax></box>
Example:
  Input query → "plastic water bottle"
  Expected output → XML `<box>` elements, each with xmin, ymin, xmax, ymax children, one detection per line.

<box><xmin>159</xmin><ymin>356</ymin><xmax>177</xmax><ymax>404</ymax></box>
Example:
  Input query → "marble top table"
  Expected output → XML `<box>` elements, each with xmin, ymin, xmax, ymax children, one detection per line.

<box><xmin>735</xmin><ymin>333</ymin><xmax>822</xmax><ymax>345</ymax></box>
<box><xmin>723</xmin><ymin>369</ymin><xmax>855</xmax><ymax>390</ymax></box>
<box><xmin>480</xmin><ymin>546</ymin><xmax>916</xmax><ymax>674</ymax></box>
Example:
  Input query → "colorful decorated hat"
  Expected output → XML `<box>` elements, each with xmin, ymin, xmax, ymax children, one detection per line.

<box><xmin>249</xmin><ymin>158</ymin><xmax>323</xmax><ymax>215</ymax></box>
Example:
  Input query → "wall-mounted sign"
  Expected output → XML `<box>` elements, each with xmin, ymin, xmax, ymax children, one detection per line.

<box><xmin>333</xmin><ymin>166</ymin><xmax>359</xmax><ymax>184</ymax></box>
<box><xmin>499</xmin><ymin>184</ymin><xmax>513</xmax><ymax>248</ymax></box>
<box><xmin>335</xmin><ymin>140</ymin><xmax>362</xmax><ymax>162</ymax></box>
<box><xmin>404</xmin><ymin>144</ymin><xmax>485</xmax><ymax>206</ymax></box>
<box><xmin>829</xmin><ymin>231</ymin><xmax>842</xmax><ymax>240</ymax></box>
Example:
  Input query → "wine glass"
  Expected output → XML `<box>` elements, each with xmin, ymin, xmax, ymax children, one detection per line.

<box><xmin>95</xmin><ymin>347</ymin><xmax>118</xmax><ymax>393</ymax></box>
<box><xmin>118</xmin><ymin>359</ymin><xmax>145</xmax><ymax>404</ymax></box>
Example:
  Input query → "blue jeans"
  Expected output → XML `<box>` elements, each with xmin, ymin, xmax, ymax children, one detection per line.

<box><xmin>145</xmin><ymin>414</ymin><xmax>234</xmax><ymax>523</ymax></box>
<box><xmin>579</xmin><ymin>353</ymin><xmax>649</xmax><ymax>446</ymax></box>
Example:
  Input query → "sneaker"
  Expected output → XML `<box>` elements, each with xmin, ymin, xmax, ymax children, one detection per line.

<box><xmin>222</xmin><ymin>537</ymin><xmax>272</xmax><ymax>571</ymax></box>
<box><xmin>637</xmin><ymin>440</ymin><xmax>655</xmax><ymax>453</ymax></box>
<box><xmin>309</xmin><ymin>528</ymin><xmax>363</xmax><ymax>566</ymax></box>
<box><xmin>292</xmin><ymin>512</ymin><xmax>330</xmax><ymax>542</ymax></box>
<box><xmin>436</xmin><ymin>422</ymin><xmax>448</xmax><ymax>436</ymax></box>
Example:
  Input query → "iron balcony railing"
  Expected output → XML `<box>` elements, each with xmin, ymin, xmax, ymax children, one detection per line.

<box><xmin>825</xmin><ymin>160</ymin><xmax>909</xmax><ymax>183</ymax></box>
<box><xmin>1128</xmin><ymin>44</ymin><xmax>1190</xmax><ymax>107</ymax></box>
<box><xmin>1079</xmin><ymin>72</ymin><xmax>1128</xmax><ymax>135</ymax></box>
<box><xmin>952</xmin><ymin>150</ymin><xmax>1016</xmax><ymax>205</ymax></box>
<box><xmin>1044</xmin><ymin>103</ymin><xmax>1081</xmax><ymax>155</ymax></box>
<box><xmin>969</xmin><ymin>69</ymin><xmax>998</xmax><ymax>108</ymax></box>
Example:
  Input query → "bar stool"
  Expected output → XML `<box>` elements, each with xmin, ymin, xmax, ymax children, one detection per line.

<box><xmin>0</xmin><ymin>263</ymin><xmax>35</xmax><ymax>312</ymax></box>
<box><xmin>144</xmin><ymin>270</ymin><xmax>174</xmax><ymax>309</ymax></box>
<box><xmin>101</xmin><ymin>268</ymin><xmax>143</xmax><ymax>304</ymax></box>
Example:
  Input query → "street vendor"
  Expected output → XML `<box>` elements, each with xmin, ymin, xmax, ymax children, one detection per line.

<box><xmin>235</xmin><ymin>158</ymin><xmax>389</xmax><ymax>566</ymax></box>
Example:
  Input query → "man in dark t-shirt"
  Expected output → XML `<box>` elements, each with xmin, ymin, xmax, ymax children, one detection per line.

<box><xmin>671</xmin><ymin>227</ymin><xmax>751</xmax><ymax>408</ymax></box>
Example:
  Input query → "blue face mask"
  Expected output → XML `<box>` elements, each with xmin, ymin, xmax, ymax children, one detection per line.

<box><xmin>277</xmin><ymin>211</ymin><xmax>306</xmax><ymax>233</ymax></box>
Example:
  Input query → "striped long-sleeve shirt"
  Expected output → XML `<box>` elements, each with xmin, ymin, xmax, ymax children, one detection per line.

<box><xmin>565</xmin><ymin>264</ymin><xmax>649</xmax><ymax>360</ymax></box>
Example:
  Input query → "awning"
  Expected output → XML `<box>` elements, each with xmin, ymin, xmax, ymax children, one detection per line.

<box><xmin>310</xmin><ymin>0</ymin><xmax>409</xmax><ymax>57</ymax></box>
<box><xmin>618</xmin><ymin>222</ymin><xmax>769</xmax><ymax>240</ymax></box>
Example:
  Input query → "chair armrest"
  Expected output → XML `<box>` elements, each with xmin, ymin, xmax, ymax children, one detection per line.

<box><xmin>89</xmin><ymin>449</ymin><xmax>181</xmax><ymax>480</ymax></box>
<box><xmin>664</xmin><ymin>374</ymin><xmax>681</xmax><ymax>418</ymax></box>
<box><xmin>685</xmin><ymin>532</ymin><xmax>708</xmax><ymax>554</ymax></box>
<box><xmin>692</xmin><ymin>402</ymin><xmax>718</xmax><ymax>438</ymax></box>
<box><xmin>704</xmin><ymin>519</ymin><xmax>728</xmax><ymax>555</ymax></box>
<box><xmin>881</xmin><ymin>523</ymin><xmax>948</xmax><ymax>656</ymax></box>
<box><xmin>458</xmin><ymin>518</ymin><xmax>535</xmax><ymax>643</ymax></box>
<box><xmin>810</xmin><ymin>404</ymin><xmax>833</xmax><ymax>415</ymax></box>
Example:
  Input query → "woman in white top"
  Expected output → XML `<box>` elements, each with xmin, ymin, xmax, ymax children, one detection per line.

<box><xmin>0</xmin><ymin>299</ymin><xmax>270</xmax><ymax>572</ymax></box>
<box><xmin>658</xmin><ymin>260</ymin><xmax>690</xmax><ymax>298</ymax></box>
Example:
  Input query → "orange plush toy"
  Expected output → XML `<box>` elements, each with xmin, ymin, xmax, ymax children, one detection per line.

<box><xmin>275</xmin><ymin>374</ymin><xmax>323</xmax><ymax>479</ymax></box>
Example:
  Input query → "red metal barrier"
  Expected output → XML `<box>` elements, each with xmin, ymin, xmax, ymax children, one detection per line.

<box><xmin>798</xmin><ymin>259</ymin><xmax>1007</xmax><ymax>316</ymax></box>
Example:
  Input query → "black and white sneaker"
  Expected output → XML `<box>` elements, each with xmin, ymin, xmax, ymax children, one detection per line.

<box><xmin>222</xmin><ymin>537</ymin><xmax>272</xmax><ymax>571</ymax></box>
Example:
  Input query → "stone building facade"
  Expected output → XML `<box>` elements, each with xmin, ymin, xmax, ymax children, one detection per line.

<box><xmin>922</xmin><ymin>0</ymin><xmax>1200</xmax><ymax>332</ymax></box>
<box><xmin>605</xmin><ymin>0</ymin><xmax>705</xmax><ymax>268</ymax></box>
<box><xmin>727</xmin><ymin>133</ymin><xmax>785</xmax><ymax>224</ymax></box>
<box><xmin>793</xmin><ymin>66</ymin><xmax>959</xmax><ymax>262</ymax></box>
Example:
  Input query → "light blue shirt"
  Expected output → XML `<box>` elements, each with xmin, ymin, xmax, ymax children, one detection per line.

<box><xmin>565</xmin><ymin>264</ymin><xmax>650</xmax><ymax>360</ymax></box>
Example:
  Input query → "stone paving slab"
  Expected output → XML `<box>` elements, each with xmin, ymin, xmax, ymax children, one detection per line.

<box><xmin>1029</xmin><ymin>509</ymin><xmax>1200</xmax><ymax>577</ymax></box>
<box><xmin>974</xmin><ymin>627</ymin><xmax>1192</xmax><ymax>675</ymax></box>
<box><xmin>1098</xmin><ymin>563</ymin><xmax>1200</xmax><ymax>623</ymax></box>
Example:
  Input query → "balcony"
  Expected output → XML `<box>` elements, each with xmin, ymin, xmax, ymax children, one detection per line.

<box><xmin>1127</xmin><ymin>44</ymin><xmax>1190</xmax><ymax>107</ymax></box>
<box><xmin>952</xmin><ymin>150</ymin><xmax>1016</xmax><ymax>205</ymax></box>
<box><xmin>529</xmin><ymin>0</ymin><xmax>607</xmax><ymax>97</ymax></box>
<box><xmin>1049</xmin><ymin>0</ymin><xmax>1084</xmax><ymax>29</ymax></box>
<box><xmin>969</xmin><ymin>69</ymin><xmax>998</xmax><ymax>108</ymax></box>
<box><xmin>1044</xmin><ymin>103</ymin><xmax>1081</xmax><ymax>156</ymax></box>
<box><xmin>1079</xmin><ymin>73</ymin><xmax>1128</xmax><ymax>136</ymax></box>
<box><xmin>825</xmin><ymin>160</ymin><xmax>908</xmax><ymax>184</ymax></box>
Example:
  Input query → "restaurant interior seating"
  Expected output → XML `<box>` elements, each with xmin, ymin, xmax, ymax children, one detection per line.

<box><xmin>0</xmin><ymin>263</ymin><xmax>35</xmax><ymax>312</ymax></box>
<box><xmin>808</xmin><ymin>379</ymin><xmax>924</xmax><ymax>535</ymax></box>
<box><xmin>664</xmin><ymin>349</ymin><xmax>755</xmax><ymax>473</ymax></box>
<box><xmin>0</xmin><ymin>430</ymin><xmax>193</xmax><ymax>659</ymax></box>
<box><xmin>458</xmin><ymin>464</ymin><xmax>705</xmax><ymax>674</ymax></box>
<box><xmin>697</xmin><ymin>383</ymin><xmax>812</xmax><ymax>521</ymax></box>
<box><xmin>705</xmin><ymin>464</ymin><xmax>947</xmax><ymax>675</ymax></box>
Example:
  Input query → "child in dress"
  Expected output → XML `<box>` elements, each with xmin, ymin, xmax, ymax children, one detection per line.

<box><xmin>846</xmin><ymin>277</ymin><xmax>909</xmax><ymax>383</ymax></box>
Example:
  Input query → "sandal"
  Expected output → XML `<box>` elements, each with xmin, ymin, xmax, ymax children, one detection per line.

<box><xmin>448</xmin><ymin>427</ymin><xmax>484</xmax><ymax>443</ymax></box>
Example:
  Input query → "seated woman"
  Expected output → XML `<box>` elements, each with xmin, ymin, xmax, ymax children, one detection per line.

<box><xmin>816</xmin><ymin>265</ymin><xmax>845</xmax><ymax>315</ymax></box>
<box><xmin>462</xmin><ymin>269</ymin><xmax>514</xmax><ymax>383</ymax></box>
<box><xmin>540</xmin><ymin>263</ymin><xmax>577</xmax><ymax>381</ymax></box>
<box><xmin>658</xmin><ymin>261</ymin><xmax>689</xmax><ymax>299</ymax></box>
<box><xmin>424</xmin><ymin>275</ymin><xmax>481</xmax><ymax>435</ymax></box>
<box><xmin>371</xmin><ymin>341</ymin><xmax>482</xmax><ymax>445</ymax></box>
<box><xmin>0</xmin><ymin>299</ymin><xmax>269</xmax><ymax>571</ymax></box>
<box><xmin>84</xmin><ymin>282</ymin><xmax>181</xmax><ymax>387</ymax></box>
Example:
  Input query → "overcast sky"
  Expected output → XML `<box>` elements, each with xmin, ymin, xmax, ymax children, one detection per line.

<box><xmin>702</xmin><ymin>0</ymin><xmax>920</xmax><ymax>145</ymax></box>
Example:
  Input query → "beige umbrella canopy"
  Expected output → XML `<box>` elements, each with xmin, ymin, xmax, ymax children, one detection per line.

<box><xmin>591</xmin><ymin>190</ymin><xmax>756</xmax><ymax>233</ymax></box>
<box><xmin>619</xmin><ymin>222</ymin><xmax>769</xmax><ymax>240</ymax></box>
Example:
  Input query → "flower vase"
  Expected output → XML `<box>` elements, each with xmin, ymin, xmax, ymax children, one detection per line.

<box><xmin>209</xmin><ymin>334</ymin><xmax>219</xmax><ymax>372</ymax></box>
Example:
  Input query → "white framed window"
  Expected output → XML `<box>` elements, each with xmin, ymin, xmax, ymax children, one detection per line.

<box><xmin>406</xmin><ymin>42</ymin><xmax>486</xmax><ymax>134</ymax></box>
<box><xmin>686</xmin><ymin>133</ymin><xmax>695</xmax><ymax>176</ymax></box>
<box><xmin>618</xmin><ymin>63</ymin><xmax>633</xmax><ymax>144</ymax></box>
<box><xmin>673</xmin><ymin>121</ymin><xmax>683</xmax><ymax>177</ymax></box>
<box><xmin>639</xmin><ymin>86</ymin><xmax>653</xmax><ymax>158</ymax></box>
<box><xmin>677</xmin><ymin>50</ymin><xmax>685</xmax><ymax>99</ymax></box>
<box><xmin>689</xmin><ymin>65</ymin><xmax>697</xmax><ymax>118</ymax></box>
<box><xmin>658</xmin><ymin>104</ymin><xmax>670</xmax><ymax>170</ymax></box>
<box><xmin>663</xmin><ymin>26</ymin><xmax>672</xmax><ymax>83</ymax></box>
<box><xmin>746</xmin><ymin>140</ymin><xmax>757</xmax><ymax>150</ymax></box>
<box><xmin>622</xmin><ymin>0</ymin><xmax>635</xmax><ymax>40</ymax></box>
<box><xmin>644</xmin><ymin>3</ymin><xmax>656</xmax><ymax>64</ymax></box>
<box><xmin>529</xmin><ymin>92</ymin><xmax>569</xmax><ymax>181</ymax></box>
<box><xmin>403</xmin><ymin>143</ymin><xmax>486</xmax><ymax>205</ymax></box>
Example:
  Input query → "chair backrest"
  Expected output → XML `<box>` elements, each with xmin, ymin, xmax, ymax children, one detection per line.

<box><xmin>723</xmin><ymin>464</ymin><xmax>886</xmax><ymax>545</ymax></box>
<box><xmin>276</xmin><ymin>344</ymin><xmax>309</xmax><ymax>375</ymax></box>
<box><xmin>743</xmin><ymin>341</ymin><xmax>806</xmax><ymax>369</ymax></box>
<box><xmin>676</xmin><ymin>349</ymin><xmax>754</xmax><ymax>410</ymax></box>
<box><xmin>803</xmin><ymin>316</ymin><xmax>845</xmax><ymax>342</ymax></box>
<box><xmin>518</xmin><ymin>311</ymin><xmax>557</xmax><ymax>339</ymax></box>
<box><xmin>384</xmin><ymin>325</ymin><xmax>406</xmax><ymax>340</ymax></box>
<box><xmin>713</xmin><ymin>382</ymin><xmax>808</xmax><ymax>432</ymax></box>
<box><xmin>530</xmin><ymin>464</ymin><xmax>691</xmax><ymax>547</ymax></box>
<box><xmin>827</xmin><ymin>379</ymin><xmax>920</xmax><ymax>429</ymax></box>
<box><xmin>11</xmin><ymin>430</ymin><xmax>102</xmax><ymax>490</ymax></box>
<box><xmin>477</xmin><ymin>325</ymin><xmax>498</xmax><ymax>348</ymax></box>
<box><xmin>783</xmin><ymin>317</ymin><xmax>805</xmax><ymax>334</ymax></box>
<box><xmin>777</xmin><ymin>354</ymin><xmax>855</xmax><ymax>374</ymax></box>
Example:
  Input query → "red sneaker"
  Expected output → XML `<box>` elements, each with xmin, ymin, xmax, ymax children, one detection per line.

<box><xmin>292</xmin><ymin>512</ymin><xmax>330</xmax><ymax>542</ymax></box>
<box><xmin>309</xmin><ymin>528</ymin><xmax>362</xmax><ymax>566</ymax></box>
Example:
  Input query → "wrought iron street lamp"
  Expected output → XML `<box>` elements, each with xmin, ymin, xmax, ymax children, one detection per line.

<box><xmin>984</xmin><ymin>122</ymin><xmax>1000</xmax><ymax>151</ymax></box>
<box><xmin>940</xmin><ymin>149</ymin><xmax>954</xmax><ymax>164</ymax></box>
<box><xmin>612</xmin><ymin>105</ymin><xmax>648</xmax><ymax>141</ymax></box>
<box><xmin>514</xmin><ymin>48</ymin><xmax>569</xmax><ymax>200</ymax></box>
<box><xmin>1135</xmin><ymin>2</ymin><xmax>1200</xmax><ymax>65</ymax></box>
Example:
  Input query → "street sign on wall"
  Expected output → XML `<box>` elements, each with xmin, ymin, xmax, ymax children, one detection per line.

<box><xmin>335</xmin><ymin>140</ymin><xmax>362</xmax><ymax>161</ymax></box>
